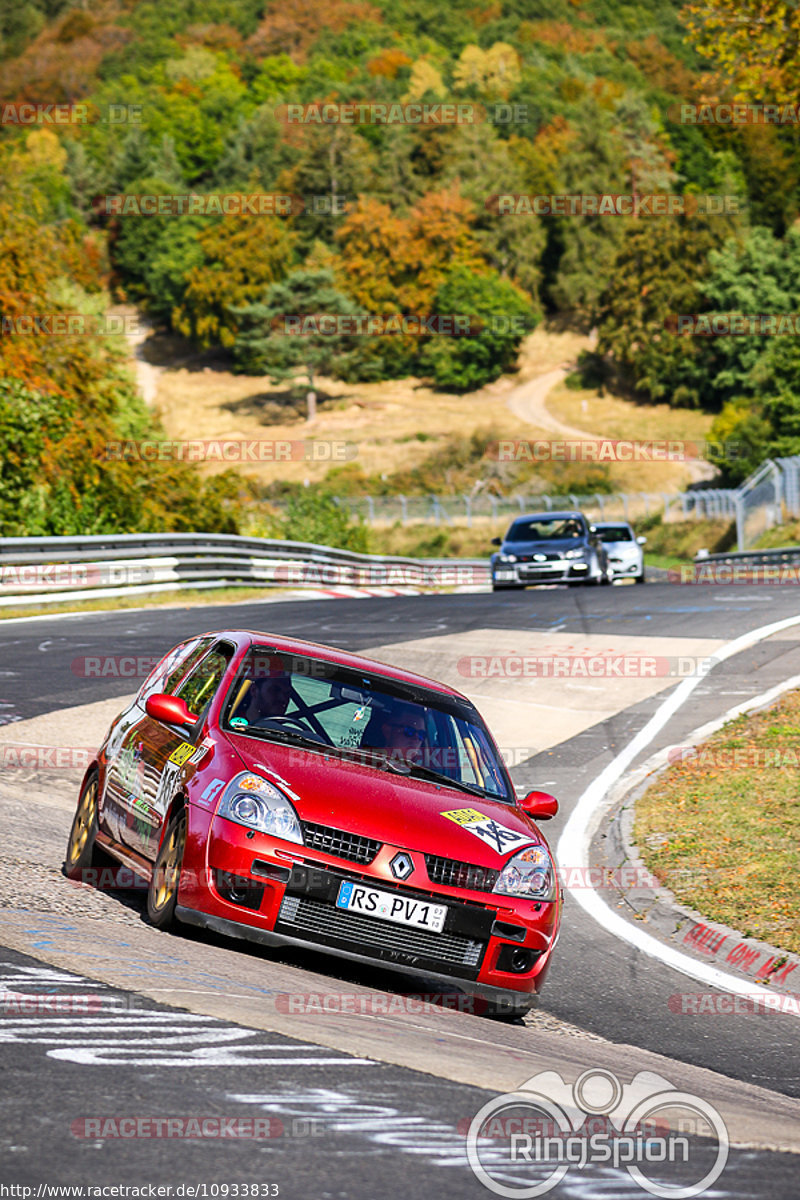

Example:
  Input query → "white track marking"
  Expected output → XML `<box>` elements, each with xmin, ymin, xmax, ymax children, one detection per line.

<box><xmin>557</xmin><ymin>613</ymin><xmax>800</xmax><ymax>1016</ymax></box>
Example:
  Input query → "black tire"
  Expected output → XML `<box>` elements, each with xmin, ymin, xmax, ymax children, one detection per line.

<box><xmin>635</xmin><ymin>569</ymin><xmax>646</xmax><ymax>584</ymax></box>
<box><xmin>147</xmin><ymin>808</ymin><xmax>187</xmax><ymax>930</ymax></box>
<box><xmin>64</xmin><ymin>772</ymin><xmax>105</xmax><ymax>882</ymax></box>
<box><xmin>492</xmin><ymin>584</ymin><xmax>521</xmax><ymax>592</ymax></box>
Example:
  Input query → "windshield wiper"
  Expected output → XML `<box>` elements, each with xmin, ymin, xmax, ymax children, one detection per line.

<box><xmin>399</xmin><ymin>760</ymin><xmax>504</xmax><ymax>799</ymax></box>
<box><xmin>231</xmin><ymin>724</ymin><xmax>328</xmax><ymax>751</ymax></box>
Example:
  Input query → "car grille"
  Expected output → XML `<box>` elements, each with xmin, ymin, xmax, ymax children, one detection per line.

<box><xmin>278</xmin><ymin>894</ymin><xmax>484</xmax><ymax>967</ymax></box>
<box><xmin>425</xmin><ymin>854</ymin><xmax>499</xmax><ymax>893</ymax></box>
<box><xmin>301</xmin><ymin>821</ymin><xmax>381</xmax><ymax>865</ymax></box>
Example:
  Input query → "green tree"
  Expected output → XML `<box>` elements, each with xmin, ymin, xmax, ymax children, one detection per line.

<box><xmin>594</xmin><ymin>213</ymin><xmax>738</xmax><ymax>408</ymax></box>
<box><xmin>280</xmin><ymin>490</ymin><xmax>369</xmax><ymax>552</ymax></box>
<box><xmin>231</xmin><ymin>268</ymin><xmax>362</xmax><ymax>389</ymax></box>
<box><xmin>419</xmin><ymin>266</ymin><xmax>538</xmax><ymax>391</ymax></box>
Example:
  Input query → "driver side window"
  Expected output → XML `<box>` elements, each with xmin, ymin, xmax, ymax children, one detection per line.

<box><xmin>175</xmin><ymin>645</ymin><xmax>232</xmax><ymax>718</ymax></box>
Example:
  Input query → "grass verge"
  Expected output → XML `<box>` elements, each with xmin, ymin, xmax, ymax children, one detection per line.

<box><xmin>0</xmin><ymin>585</ymin><xmax>304</xmax><ymax>621</ymax></box>
<box><xmin>634</xmin><ymin>691</ymin><xmax>800</xmax><ymax>956</ymax></box>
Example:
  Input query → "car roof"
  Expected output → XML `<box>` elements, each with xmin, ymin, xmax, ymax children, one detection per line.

<box><xmin>206</xmin><ymin>629</ymin><xmax>472</xmax><ymax>703</ymax></box>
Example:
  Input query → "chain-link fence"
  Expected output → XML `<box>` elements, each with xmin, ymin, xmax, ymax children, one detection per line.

<box><xmin>734</xmin><ymin>456</ymin><xmax>800</xmax><ymax>550</ymax></box>
<box><xmin>333</xmin><ymin>490</ymin><xmax>739</xmax><ymax>528</ymax></box>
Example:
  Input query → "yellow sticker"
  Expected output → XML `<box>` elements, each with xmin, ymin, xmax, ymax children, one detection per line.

<box><xmin>440</xmin><ymin>807</ymin><xmax>486</xmax><ymax>826</ymax></box>
<box><xmin>168</xmin><ymin>742</ymin><xmax>196</xmax><ymax>766</ymax></box>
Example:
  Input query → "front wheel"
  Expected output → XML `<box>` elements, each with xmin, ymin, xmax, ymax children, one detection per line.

<box><xmin>635</xmin><ymin>569</ymin><xmax>646</xmax><ymax>584</ymax></box>
<box><xmin>147</xmin><ymin>809</ymin><xmax>187</xmax><ymax>930</ymax></box>
<box><xmin>64</xmin><ymin>772</ymin><xmax>104</xmax><ymax>881</ymax></box>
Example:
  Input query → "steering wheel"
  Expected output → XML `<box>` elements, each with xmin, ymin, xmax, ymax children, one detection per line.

<box><xmin>255</xmin><ymin>715</ymin><xmax>332</xmax><ymax>744</ymax></box>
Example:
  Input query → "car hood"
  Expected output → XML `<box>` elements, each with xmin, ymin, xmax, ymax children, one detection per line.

<box><xmin>226</xmin><ymin>733</ymin><xmax>544</xmax><ymax>865</ymax></box>
<box><xmin>501</xmin><ymin>538</ymin><xmax>586</xmax><ymax>555</ymax></box>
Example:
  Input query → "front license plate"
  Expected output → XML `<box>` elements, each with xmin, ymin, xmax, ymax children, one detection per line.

<box><xmin>336</xmin><ymin>880</ymin><xmax>447</xmax><ymax>933</ymax></box>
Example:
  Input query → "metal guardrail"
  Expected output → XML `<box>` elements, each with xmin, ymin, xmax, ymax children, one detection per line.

<box><xmin>694</xmin><ymin>546</ymin><xmax>800</xmax><ymax>567</ymax></box>
<box><xmin>0</xmin><ymin>533</ymin><xmax>489</xmax><ymax>607</ymax></box>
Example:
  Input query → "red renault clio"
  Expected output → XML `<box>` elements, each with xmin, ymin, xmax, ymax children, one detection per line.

<box><xmin>65</xmin><ymin>630</ymin><xmax>561</xmax><ymax>1015</ymax></box>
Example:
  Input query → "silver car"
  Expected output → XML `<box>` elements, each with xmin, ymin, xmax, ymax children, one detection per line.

<box><xmin>594</xmin><ymin>521</ymin><xmax>646</xmax><ymax>583</ymax></box>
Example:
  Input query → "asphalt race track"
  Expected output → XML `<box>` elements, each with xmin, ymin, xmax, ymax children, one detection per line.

<box><xmin>2</xmin><ymin>581</ymin><xmax>800</xmax><ymax>1198</ymax></box>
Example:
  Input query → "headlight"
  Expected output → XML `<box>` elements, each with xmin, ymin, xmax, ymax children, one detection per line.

<box><xmin>497</xmin><ymin>554</ymin><xmax>518</xmax><ymax>564</ymax></box>
<box><xmin>564</xmin><ymin>548</ymin><xmax>585</xmax><ymax>560</ymax></box>
<box><xmin>218</xmin><ymin>772</ymin><xmax>303</xmax><ymax>844</ymax></box>
<box><xmin>493</xmin><ymin>846</ymin><xmax>555</xmax><ymax>900</ymax></box>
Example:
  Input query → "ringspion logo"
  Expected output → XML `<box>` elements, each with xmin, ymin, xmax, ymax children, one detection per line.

<box><xmin>467</xmin><ymin>1068</ymin><xmax>728</xmax><ymax>1197</ymax></box>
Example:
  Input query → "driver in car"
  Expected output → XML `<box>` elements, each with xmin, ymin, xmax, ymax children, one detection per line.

<box><xmin>241</xmin><ymin>672</ymin><xmax>293</xmax><ymax>724</ymax></box>
<box><xmin>362</xmin><ymin>703</ymin><xmax>428</xmax><ymax>764</ymax></box>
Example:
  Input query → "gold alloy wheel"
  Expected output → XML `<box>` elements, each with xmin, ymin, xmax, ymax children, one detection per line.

<box><xmin>67</xmin><ymin>777</ymin><xmax>97</xmax><ymax>867</ymax></box>
<box><xmin>152</xmin><ymin>815</ymin><xmax>186</xmax><ymax>913</ymax></box>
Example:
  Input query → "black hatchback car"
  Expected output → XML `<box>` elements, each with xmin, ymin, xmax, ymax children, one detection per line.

<box><xmin>490</xmin><ymin>511</ymin><xmax>609</xmax><ymax>590</ymax></box>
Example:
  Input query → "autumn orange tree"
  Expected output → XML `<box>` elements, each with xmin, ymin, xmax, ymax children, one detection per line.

<box><xmin>682</xmin><ymin>0</ymin><xmax>800</xmax><ymax>98</ymax></box>
<box><xmin>173</xmin><ymin>212</ymin><xmax>298</xmax><ymax>348</ymax></box>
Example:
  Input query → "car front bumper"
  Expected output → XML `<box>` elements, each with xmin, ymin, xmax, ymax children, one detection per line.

<box><xmin>178</xmin><ymin>813</ymin><xmax>559</xmax><ymax>1007</ymax></box>
<box><xmin>607</xmin><ymin>555</ymin><xmax>643</xmax><ymax>577</ymax></box>
<box><xmin>492</xmin><ymin>560</ymin><xmax>591</xmax><ymax>586</ymax></box>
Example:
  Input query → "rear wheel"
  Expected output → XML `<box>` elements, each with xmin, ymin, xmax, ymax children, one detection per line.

<box><xmin>147</xmin><ymin>809</ymin><xmax>187</xmax><ymax>930</ymax></box>
<box><xmin>64</xmin><ymin>772</ymin><xmax>104</xmax><ymax>881</ymax></box>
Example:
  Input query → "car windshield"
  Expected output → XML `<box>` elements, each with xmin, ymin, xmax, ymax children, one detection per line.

<box><xmin>506</xmin><ymin>516</ymin><xmax>585</xmax><ymax>542</ymax></box>
<box><xmin>221</xmin><ymin>647</ymin><xmax>513</xmax><ymax>801</ymax></box>
<box><xmin>597</xmin><ymin>526</ymin><xmax>633</xmax><ymax>542</ymax></box>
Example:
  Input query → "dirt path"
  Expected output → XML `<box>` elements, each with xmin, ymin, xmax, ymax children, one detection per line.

<box><xmin>507</xmin><ymin>364</ymin><xmax>592</xmax><ymax>439</ymax></box>
<box><xmin>506</xmin><ymin>334</ymin><xmax>716</xmax><ymax>486</ymax></box>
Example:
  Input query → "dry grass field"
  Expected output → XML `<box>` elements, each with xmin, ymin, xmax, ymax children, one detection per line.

<box><xmin>137</xmin><ymin>324</ymin><xmax>714</xmax><ymax>494</ymax></box>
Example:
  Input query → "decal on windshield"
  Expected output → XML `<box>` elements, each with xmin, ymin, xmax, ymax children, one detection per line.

<box><xmin>440</xmin><ymin>807</ymin><xmax>537</xmax><ymax>855</ymax></box>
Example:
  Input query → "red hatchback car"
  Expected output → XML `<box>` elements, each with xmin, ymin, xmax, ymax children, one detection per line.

<box><xmin>65</xmin><ymin>630</ymin><xmax>561</xmax><ymax>1015</ymax></box>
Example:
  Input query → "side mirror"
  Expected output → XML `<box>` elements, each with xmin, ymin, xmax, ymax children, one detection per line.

<box><xmin>146</xmin><ymin>693</ymin><xmax>198</xmax><ymax>728</ymax></box>
<box><xmin>518</xmin><ymin>790</ymin><xmax>559</xmax><ymax>820</ymax></box>
<box><xmin>637</xmin><ymin>536</ymin><xmax>647</xmax><ymax>546</ymax></box>
<box><xmin>491</xmin><ymin>537</ymin><xmax>502</xmax><ymax>546</ymax></box>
